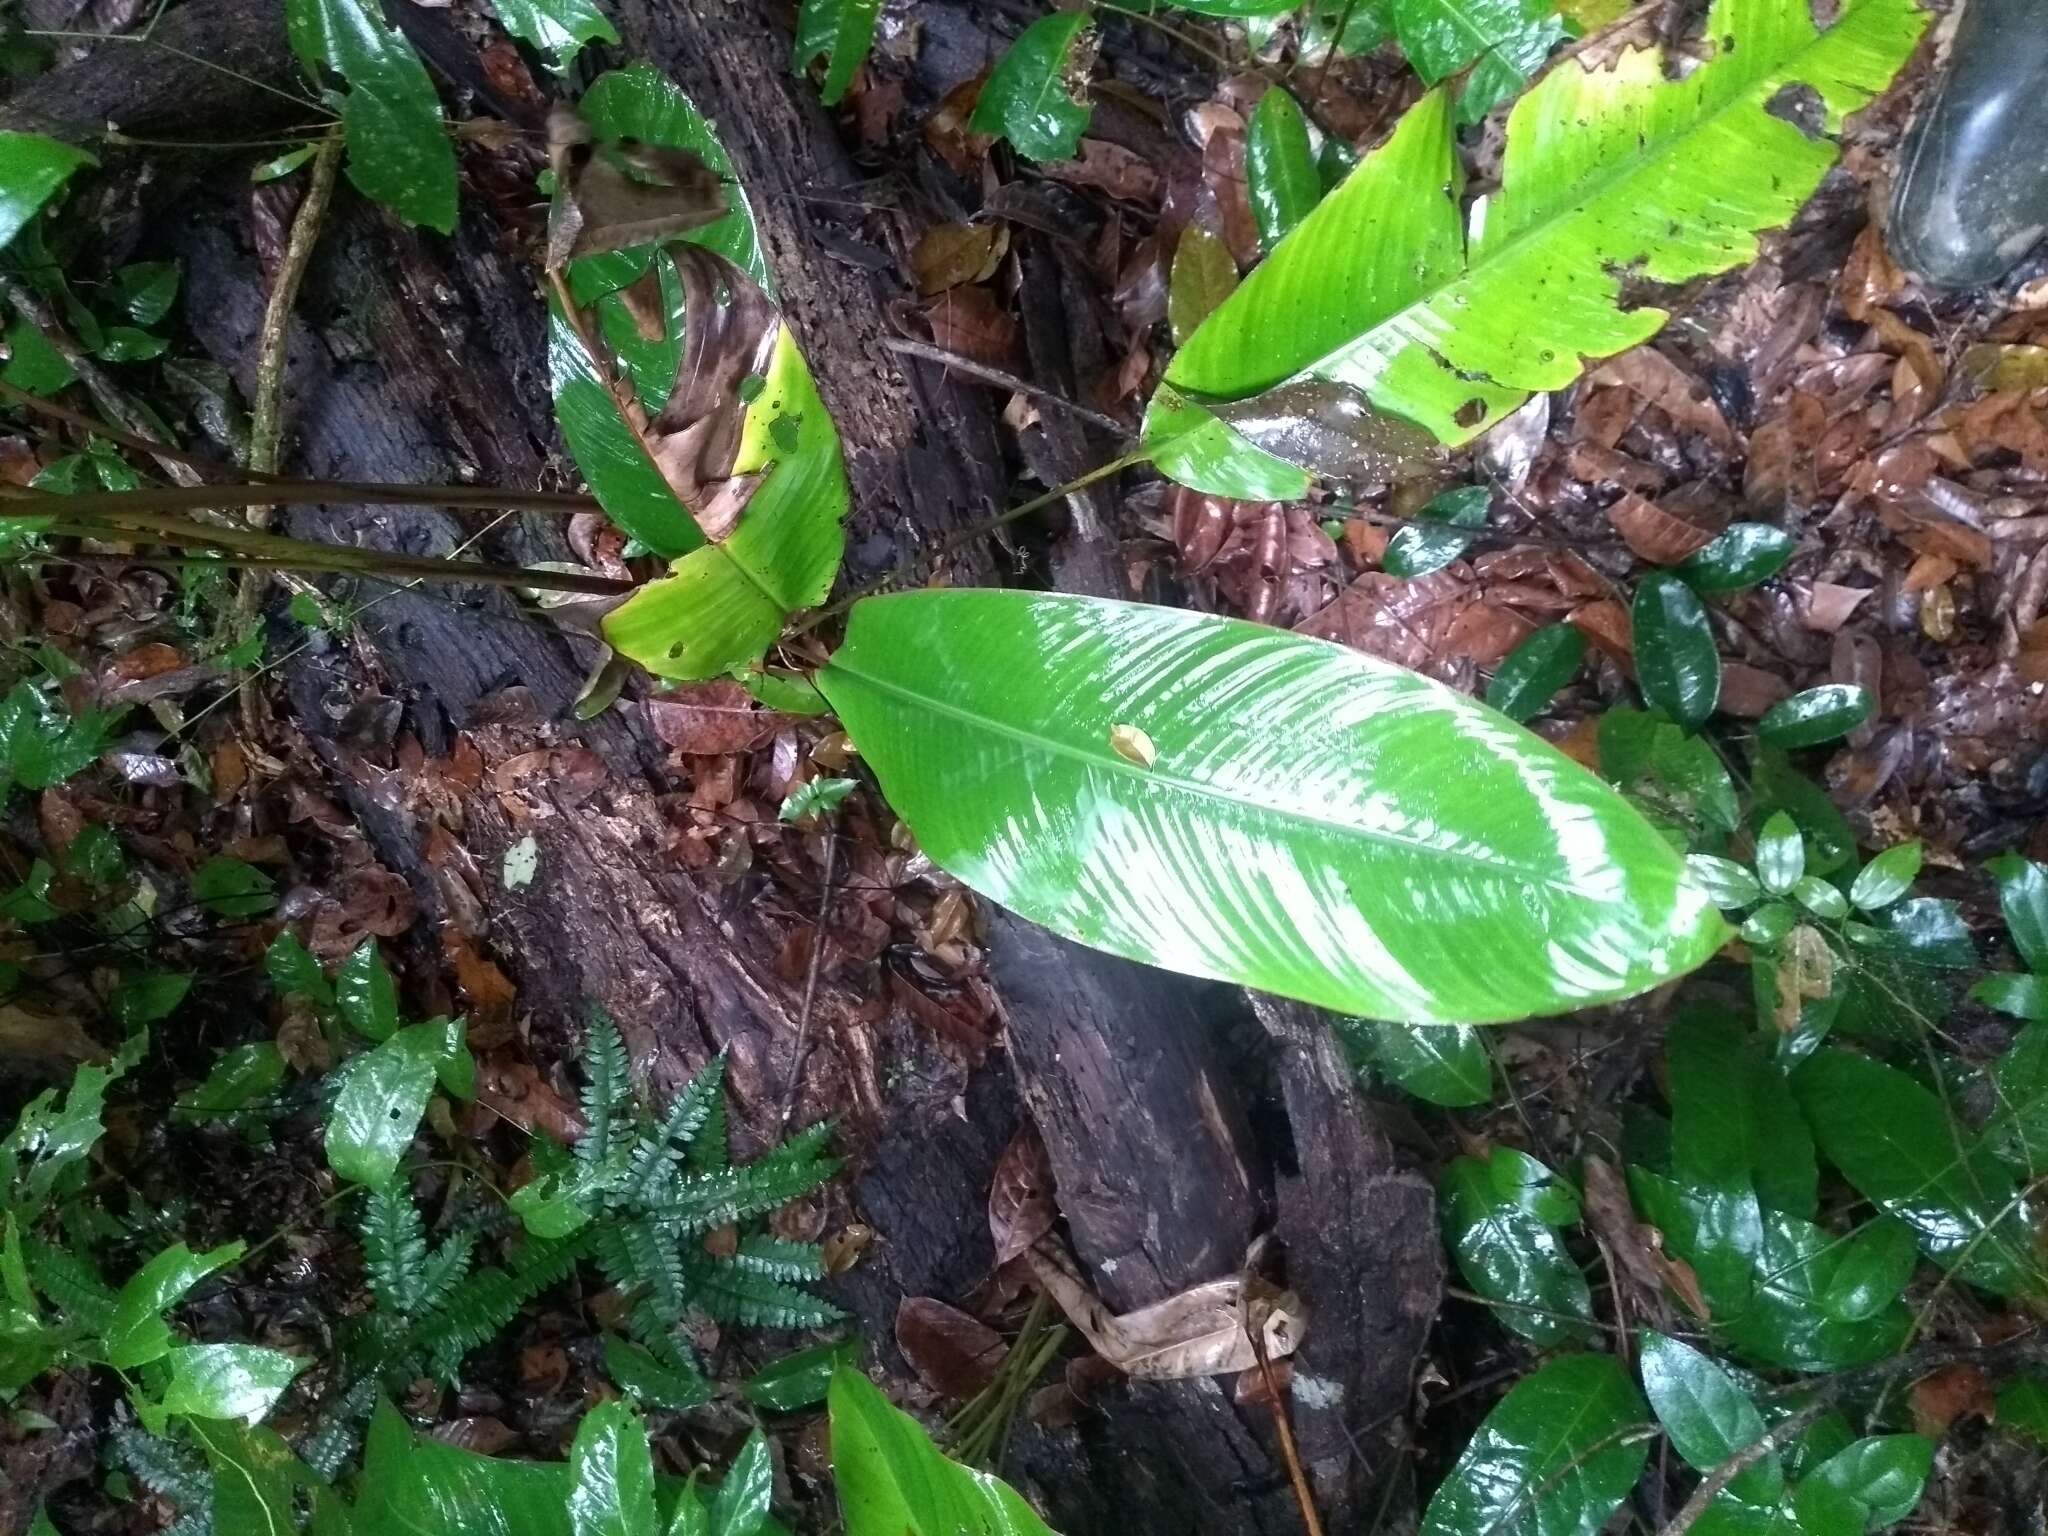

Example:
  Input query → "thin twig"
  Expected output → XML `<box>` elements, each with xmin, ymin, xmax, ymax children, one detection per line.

<box><xmin>0</xmin><ymin>479</ymin><xmax>601</xmax><ymax>518</ymax></box>
<box><xmin>1250</xmin><ymin>1318</ymin><xmax>1326</xmax><ymax>1536</ymax></box>
<box><xmin>0</xmin><ymin>379</ymin><xmax>281</xmax><ymax>483</ymax></box>
<box><xmin>883</xmin><ymin>337</ymin><xmax>1130</xmax><ymax>436</ymax></box>
<box><xmin>778</xmin><ymin>831</ymin><xmax>839</xmax><ymax>1133</ymax></box>
<box><xmin>34</xmin><ymin>547</ymin><xmax>635</xmax><ymax>596</ymax></box>
<box><xmin>1654</xmin><ymin>1403</ymin><xmax>1825</xmax><ymax>1536</ymax></box>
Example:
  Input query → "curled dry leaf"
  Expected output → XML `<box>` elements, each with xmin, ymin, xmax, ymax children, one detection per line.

<box><xmin>989</xmin><ymin>1125</ymin><xmax>1057</xmax><ymax>1268</ymax></box>
<box><xmin>919</xmin><ymin>284</ymin><xmax>1018</xmax><ymax>368</ymax></box>
<box><xmin>895</xmin><ymin>1296</ymin><xmax>1009</xmax><ymax>1400</ymax></box>
<box><xmin>1296</xmin><ymin>568</ymin><xmax>1476</xmax><ymax>680</ymax></box>
<box><xmin>1803</xmin><ymin>583</ymin><xmax>1874</xmax><ymax>634</ymax></box>
<box><xmin>1588</xmin><ymin>347</ymin><xmax>1736</xmax><ymax>453</ymax></box>
<box><xmin>644</xmin><ymin>679</ymin><xmax>782</xmax><ymax>755</ymax></box>
<box><xmin>912</xmin><ymin>221</ymin><xmax>1008</xmax><ymax>296</ymax></box>
<box><xmin>1041</xmin><ymin>139</ymin><xmax>1162</xmax><ymax>203</ymax></box>
<box><xmin>1606</xmin><ymin>491</ymin><xmax>1725</xmax><ymax>565</ymax></box>
<box><xmin>1581</xmin><ymin>1154</ymin><xmax>1692</xmax><ymax>1329</ymax></box>
<box><xmin>545</xmin><ymin>104</ymin><xmax>728</xmax><ymax>269</ymax></box>
<box><xmin>1026</xmin><ymin>1235</ymin><xmax>1304</xmax><ymax>1380</ymax></box>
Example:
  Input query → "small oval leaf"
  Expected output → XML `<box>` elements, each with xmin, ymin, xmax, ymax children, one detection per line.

<box><xmin>1758</xmin><ymin>685</ymin><xmax>1871</xmax><ymax>749</ymax></box>
<box><xmin>1633</xmin><ymin>572</ymin><xmax>1721</xmax><ymax>729</ymax></box>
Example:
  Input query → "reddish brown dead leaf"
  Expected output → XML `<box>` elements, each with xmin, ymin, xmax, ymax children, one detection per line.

<box><xmin>645</xmin><ymin>680</ymin><xmax>780</xmax><ymax>755</ymax></box>
<box><xmin>1718</xmin><ymin>663</ymin><xmax>1791</xmax><ymax>718</ymax></box>
<box><xmin>921</xmin><ymin>284</ymin><xmax>1017</xmax><ymax>368</ymax></box>
<box><xmin>923</xmin><ymin>75</ymin><xmax>992</xmax><ymax>178</ymax></box>
<box><xmin>1589</xmin><ymin>348</ymin><xmax>1736</xmax><ymax>452</ymax></box>
<box><xmin>1607</xmin><ymin>491</ymin><xmax>1726</xmax><ymax>565</ymax></box>
<box><xmin>896</xmin><ymin>1296</ymin><xmax>1008</xmax><ymax>1400</ymax></box>
<box><xmin>912</xmin><ymin>222</ymin><xmax>1007</xmax><ymax>296</ymax></box>
<box><xmin>989</xmin><ymin>1125</ymin><xmax>1056</xmax><ymax>1268</ymax></box>
<box><xmin>430</xmin><ymin>1417</ymin><xmax>520</xmax><ymax>1456</ymax></box>
<box><xmin>1568</xmin><ymin>600</ymin><xmax>1635</xmax><ymax>674</ymax></box>
<box><xmin>1957</xmin><ymin>391</ymin><xmax>2048</xmax><ymax>473</ymax></box>
<box><xmin>1910</xmin><ymin>1364</ymin><xmax>1995</xmax><ymax>1439</ymax></box>
<box><xmin>103</xmin><ymin>642</ymin><xmax>183</xmax><ymax>687</ymax></box>
<box><xmin>476</xmin><ymin>1054</ymin><xmax>585</xmax><ymax>1142</ymax></box>
<box><xmin>1839</xmin><ymin>223</ymin><xmax>1905</xmax><ymax>322</ymax></box>
<box><xmin>1041</xmin><ymin>139</ymin><xmax>1161</xmax><ymax>203</ymax></box>
<box><xmin>1803</xmin><ymin>583</ymin><xmax>1874</xmax><ymax>634</ymax></box>
<box><xmin>1744</xmin><ymin>391</ymin><xmax>1824</xmax><ymax>509</ymax></box>
<box><xmin>1296</xmin><ymin>569</ymin><xmax>1475</xmax><ymax>679</ymax></box>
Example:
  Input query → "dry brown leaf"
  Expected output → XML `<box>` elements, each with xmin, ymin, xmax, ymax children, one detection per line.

<box><xmin>1606</xmin><ymin>491</ymin><xmax>1725</xmax><ymax>565</ymax></box>
<box><xmin>1296</xmin><ymin>569</ymin><xmax>1475</xmax><ymax>679</ymax></box>
<box><xmin>1745</xmin><ymin>391</ymin><xmax>1824</xmax><ymax>509</ymax></box>
<box><xmin>1910</xmin><ymin>1364</ymin><xmax>1995</xmax><ymax>1438</ymax></box>
<box><xmin>1589</xmin><ymin>347</ymin><xmax>1736</xmax><ymax>452</ymax></box>
<box><xmin>0</xmin><ymin>1002</ymin><xmax>100</xmax><ymax>1064</ymax></box>
<box><xmin>1718</xmin><ymin>663</ymin><xmax>1791</xmax><ymax>718</ymax></box>
<box><xmin>921</xmin><ymin>285</ymin><xmax>1017</xmax><ymax>367</ymax></box>
<box><xmin>1041</xmin><ymin>139</ymin><xmax>1161</xmax><ymax>203</ymax></box>
<box><xmin>1567</xmin><ymin>599</ymin><xmax>1635</xmax><ymax>673</ymax></box>
<box><xmin>1803</xmin><ymin>583</ymin><xmax>1874</xmax><ymax>633</ymax></box>
<box><xmin>1026</xmin><ymin>1236</ymin><xmax>1304</xmax><ymax>1380</ymax></box>
<box><xmin>1840</xmin><ymin>223</ymin><xmax>1905</xmax><ymax>322</ymax></box>
<box><xmin>911</xmin><ymin>222</ymin><xmax>1007</xmax><ymax>296</ymax></box>
<box><xmin>544</xmin><ymin>106</ymin><xmax>727</xmax><ymax>269</ymax></box>
<box><xmin>988</xmin><ymin>1126</ymin><xmax>1056</xmax><ymax>1268</ymax></box>
<box><xmin>895</xmin><ymin>1297</ymin><xmax>1009</xmax><ymax>1400</ymax></box>
<box><xmin>644</xmin><ymin>680</ymin><xmax>780</xmax><ymax>755</ymax></box>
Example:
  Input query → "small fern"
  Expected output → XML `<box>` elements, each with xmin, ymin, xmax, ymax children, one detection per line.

<box><xmin>112</xmin><ymin>1424</ymin><xmax>213</xmax><ymax>1512</ymax></box>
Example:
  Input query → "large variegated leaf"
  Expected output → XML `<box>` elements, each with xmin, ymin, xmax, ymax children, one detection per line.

<box><xmin>816</xmin><ymin>591</ymin><xmax>1724</xmax><ymax>1024</ymax></box>
<box><xmin>1144</xmin><ymin>0</ymin><xmax>1926</xmax><ymax>498</ymax></box>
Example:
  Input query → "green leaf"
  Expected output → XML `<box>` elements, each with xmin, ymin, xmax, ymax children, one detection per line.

<box><xmin>780</xmin><ymin>776</ymin><xmax>857</xmax><ymax>823</ymax></box>
<box><xmin>337</xmin><ymin>939</ymin><xmax>400</xmax><ymax>1042</ymax></box>
<box><xmin>968</xmin><ymin>13</ymin><xmax>1094</xmax><ymax>162</ymax></box>
<box><xmin>1440</xmin><ymin>1155</ymin><xmax>1595</xmax><ymax>1345</ymax></box>
<box><xmin>191</xmin><ymin>856</ymin><xmax>276</xmax><ymax>919</ymax></box>
<box><xmin>793</xmin><ymin>0</ymin><xmax>882</xmax><ymax>106</ymax></box>
<box><xmin>96</xmin><ymin>326</ymin><xmax>165</xmax><ymax>362</ymax></box>
<box><xmin>1982</xmin><ymin>1024</ymin><xmax>2048</xmax><ymax>1171</ymax></box>
<box><xmin>1988</xmin><ymin>852</ymin><xmax>2048</xmax><ymax>975</ymax></box>
<box><xmin>1758</xmin><ymin>686</ymin><xmax>1870</xmax><ymax>749</ymax></box>
<box><xmin>3</xmin><ymin>318</ymin><xmax>73</xmax><ymax>397</ymax></box>
<box><xmin>1639</xmin><ymin>1331</ymin><xmax>1781</xmax><ymax>1503</ymax></box>
<box><xmin>1818</xmin><ymin>1216</ymin><xmax>1917</xmax><ymax>1322</ymax></box>
<box><xmin>191</xmin><ymin>1420</ymin><xmax>313</xmax><ymax>1536</ymax></box>
<box><xmin>601</xmin><ymin>326</ymin><xmax>849</xmax><ymax>681</ymax></box>
<box><xmin>1805</xmin><ymin>1435</ymin><xmax>1932</xmax><ymax>1528</ymax></box>
<box><xmin>1749</xmin><ymin>749</ymin><xmax>1854</xmax><ymax>879</ymax></box>
<box><xmin>1791</xmin><ymin>876</ymin><xmax>1847</xmax><ymax>921</ymax></box>
<box><xmin>602</xmin><ymin>1336</ymin><xmax>709</xmax><ymax>1410</ymax></box>
<box><xmin>103</xmin><ymin>1241</ymin><xmax>243</xmax><ymax>1369</ymax></box>
<box><xmin>1997</xmin><ymin>1378</ymin><xmax>2048</xmax><ymax>1445</ymax></box>
<box><xmin>1419</xmin><ymin>1354</ymin><xmax>1649</xmax><ymax>1536</ymax></box>
<box><xmin>110</xmin><ymin>262</ymin><xmax>179</xmax><ymax>327</ymax></box>
<box><xmin>1678</xmin><ymin>524</ymin><xmax>1795</xmax><ymax>594</ymax></box>
<box><xmin>1851</xmin><ymin>896</ymin><xmax>1975</xmax><ymax>969</ymax></box>
<box><xmin>326</xmin><ymin>1027</ymin><xmax>449</xmax><ymax>1187</ymax></box>
<box><xmin>816</xmin><ymin>591</ymin><xmax>1726</xmax><ymax>1024</ymax></box>
<box><xmin>1969</xmin><ymin>972</ymin><xmax>2048</xmax><ymax>1022</ymax></box>
<box><xmin>1686</xmin><ymin>855</ymin><xmax>1760</xmax><ymax>909</ymax></box>
<box><xmin>157</xmin><ymin>1342</ymin><xmax>302</xmax><ymax>1423</ymax></box>
<box><xmin>510</xmin><ymin>1171</ymin><xmax>596</xmax><ymax>1239</ymax></box>
<box><xmin>114</xmin><ymin>972</ymin><xmax>191</xmax><ymax>1029</ymax></box>
<box><xmin>1755</xmin><ymin>813</ymin><xmax>1803</xmax><ymax>896</ymax></box>
<box><xmin>1391</xmin><ymin>0</ymin><xmax>1569</xmax><ymax>121</ymax></box>
<box><xmin>569</xmin><ymin>1399</ymin><xmax>659</xmax><ymax>1536</ymax></box>
<box><xmin>1635</xmin><ymin>572</ymin><xmax>1720</xmax><ymax>729</ymax></box>
<box><xmin>708</xmin><ymin>1430</ymin><xmax>772</xmax><ymax>1536</ymax></box>
<box><xmin>9</xmin><ymin>1032</ymin><xmax>145</xmax><ymax>1203</ymax></box>
<box><xmin>1142</xmin><ymin>0</ymin><xmax>1925</xmax><ymax>493</ymax></box>
<box><xmin>0</xmin><ymin>682</ymin><xmax>118</xmax><ymax>793</ymax></box>
<box><xmin>286</xmin><ymin>0</ymin><xmax>457</xmax><ymax>231</ymax></box>
<box><xmin>1385</xmin><ymin>484</ymin><xmax>1489</xmax><ymax>578</ymax></box>
<box><xmin>1168</xmin><ymin>226</ymin><xmax>1238</xmax><ymax>348</ymax></box>
<box><xmin>267</xmin><ymin>929</ymin><xmax>334</xmax><ymax>1008</ymax></box>
<box><xmin>1489</xmin><ymin>1146</ymin><xmax>1581</xmax><ymax>1223</ymax></box>
<box><xmin>743</xmin><ymin>1336</ymin><xmax>860</xmax><ymax>1411</ymax></box>
<box><xmin>491</xmin><ymin>0</ymin><xmax>618</xmax><ymax>70</ymax></box>
<box><xmin>1669</xmin><ymin>1008</ymin><xmax>1815</xmax><ymax>1217</ymax></box>
<box><xmin>1246</xmin><ymin>88</ymin><xmax>1320</xmax><ymax>252</ymax></box>
<box><xmin>1794</xmin><ymin>1050</ymin><xmax>2038</xmax><ymax>1296</ymax></box>
<box><xmin>0</xmin><ymin>132</ymin><xmax>93</xmax><ymax>252</ymax></box>
<box><xmin>1347</xmin><ymin>1019</ymin><xmax>1492</xmax><ymax>1105</ymax></box>
<box><xmin>250</xmin><ymin>143</ymin><xmax>318</xmax><ymax>182</ymax></box>
<box><xmin>1486</xmin><ymin>623</ymin><xmax>1585</xmax><ymax>723</ymax></box>
<box><xmin>830</xmin><ymin>1368</ymin><xmax>1060</xmax><ymax>1536</ymax></box>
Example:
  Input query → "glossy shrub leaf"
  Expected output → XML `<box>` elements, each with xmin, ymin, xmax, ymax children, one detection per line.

<box><xmin>1970</xmin><ymin>972</ymin><xmax>2048</xmax><ymax>1022</ymax></box>
<box><xmin>0</xmin><ymin>133</ymin><xmax>92</xmax><ymax>254</ymax></box>
<box><xmin>1998</xmin><ymin>1378</ymin><xmax>2048</xmax><ymax>1444</ymax></box>
<box><xmin>1843</xmin><ymin>843</ymin><xmax>1916</xmax><ymax>913</ymax></box>
<box><xmin>1806</xmin><ymin>1435</ymin><xmax>1933</xmax><ymax>1528</ymax></box>
<box><xmin>1678</xmin><ymin>524</ymin><xmax>1794</xmax><ymax>593</ymax></box>
<box><xmin>1794</xmin><ymin>1050</ymin><xmax>2039</xmax><ymax>1296</ymax></box>
<box><xmin>1989</xmin><ymin>852</ymin><xmax>2048</xmax><ymax>975</ymax></box>
<box><xmin>285</xmin><ymin>0</ymin><xmax>456</xmax><ymax>231</ymax></box>
<box><xmin>1419</xmin><ymin>1354</ymin><xmax>1649</xmax><ymax>1536</ymax></box>
<box><xmin>1489</xmin><ymin>1147</ymin><xmax>1581</xmax><ymax>1224</ymax></box>
<box><xmin>325</xmin><ymin>1025</ymin><xmax>452</xmax><ymax>1187</ymax></box>
<box><xmin>830</xmin><ymin>1368</ymin><xmax>1059</xmax><ymax>1536</ymax></box>
<box><xmin>337</xmin><ymin>939</ymin><xmax>400</xmax><ymax>1042</ymax></box>
<box><xmin>1850</xmin><ymin>897</ymin><xmax>1975</xmax><ymax>969</ymax></box>
<box><xmin>1602</xmin><ymin>712</ymin><xmax>1739</xmax><ymax>839</ymax></box>
<box><xmin>1791</xmin><ymin>877</ymin><xmax>1847</xmax><ymax>920</ymax></box>
<box><xmin>1750</xmin><ymin>748</ymin><xmax>1855</xmax><ymax>878</ymax></box>
<box><xmin>568</xmin><ymin>1399</ymin><xmax>659</xmax><ymax>1536</ymax></box>
<box><xmin>818</xmin><ymin>591</ymin><xmax>1725</xmax><ymax>1024</ymax></box>
<box><xmin>1669</xmin><ymin>1008</ymin><xmax>1815</xmax><ymax>1218</ymax></box>
<box><xmin>1635</xmin><ymin>572</ymin><xmax>1721</xmax><ymax>729</ymax></box>
<box><xmin>191</xmin><ymin>1421</ymin><xmax>311</xmax><ymax>1536</ymax></box>
<box><xmin>1819</xmin><ymin>1216</ymin><xmax>1917</xmax><ymax>1322</ymax></box>
<box><xmin>969</xmin><ymin>13</ymin><xmax>1093</xmax><ymax>163</ymax></box>
<box><xmin>1440</xmin><ymin>1155</ymin><xmax>1594</xmax><ymax>1345</ymax></box>
<box><xmin>1487</xmin><ymin>623</ymin><xmax>1584</xmax><ymax>723</ymax></box>
<box><xmin>1347</xmin><ymin>1020</ymin><xmax>1491</xmax><ymax>1105</ymax></box>
<box><xmin>1979</xmin><ymin>1024</ymin><xmax>2048</xmax><ymax>1172</ymax></box>
<box><xmin>1143</xmin><ymin>0</ymin><xmax>1924</xmax><ymax>495</ymax></box>
<box><xmin>157</xmin><ymin>1342</ymin><xmax>302</xmax><ymax>1423</ymax></box>
<box><xmin>710</xmin><ymin>1430</ymin><xmax>772</xmax><ymax>1536</ymax></box>
<box><xmin>602</xmin><ymin>1337</ymin><xmax>708</xmax><ymax>1411</ymax></box>
<box><xmin>1246</xmin><ymin>88</ymin><xmax>1320</xmax><ymax>251</ymax></box>
<box><xmin>358</xmin><ymin>1398</ymin><xmax>575</xmax><ymax>1536</ymax></box>
<box><xmin>1386</xmin><ymin>484</ymin><xmax>1489</xmax><ymax>578</ymax></box>
<box><xmin>1755</xmin><ymin>813</ymin><xmax>1803</xmax><ymax>896</ymax></box>
<box><xmin>602</xmin><ymin>326</ymin><xmax>849</xmax><ymax>679</ymax></box>
<box><xmin>793</xmin><ymin>0</ymin><xmax>882</xmax><ymax>105</ymax></box>
<box><xmin>177</xmin><ymin>1042</ymin><xmax>287</xmax><ymax>1120</ymax></box>
<box><xmin>266</xmin><ymin>929</ymin><xmax>334</xmax><ymax>1007</ymax></box>
<box><xmin>191</xmin><ymin>856</ymin><xmax>276</xmax><ymax>918</ymax></box>
<box><xmin>744</xmin><ymin>1336</ymin><xmax>860</xmax><ymax>1411</ymax></box>
<box><xmin>1758</xmin><ymin>686</ymin><xmax>1870</xmax><ymax>749</ymax></box>
<box><xmin>1631</xmin><ymin>1169</ymin><xmax>1909</xmax><ymax>1370</ymax></box>
<box><xmin>1639</xmin><ymin>1331</ymin><xmax>1781</xmax><ymax>1502</ymax></box>
<box><xmin>491</xmin><ymin>0</ymin><xmax>617</xmax><ymax>70</ymax></box>
<box><xmin>1393</xmin><ymin>0</ymin><xmax>1568</xmax><ymax>121</ymax></box>
<box><xmin>1686</xmin><ymin>855</ymin><xmax>1760</xmax><ymax>909</ymax></box>
<box><xmin>103</xmin><ymin>1241</ymin><xmax>243</xmax><ymax>1369</ymax></box>
<box><xmin>0</xmin><ymin>684</ymin><xmax>116</xmax><ymax>795</ymax></box>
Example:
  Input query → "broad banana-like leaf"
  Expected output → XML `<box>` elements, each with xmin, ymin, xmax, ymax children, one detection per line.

<box><xmin>816</xmin><ymin>590</ymin><xmax>1725</xmax><ymax>1024</ymax></box>
<box><xmin>1144</xmin><ymin>0</ymin><xmax>1927</xmax><ymax>498</ymax></box>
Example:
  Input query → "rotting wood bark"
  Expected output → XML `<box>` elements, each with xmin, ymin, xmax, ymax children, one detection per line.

<box><xmin>0</xmin><ymin>5</ymin><xmax>1439</xmax><ymax>1531</ymax></box>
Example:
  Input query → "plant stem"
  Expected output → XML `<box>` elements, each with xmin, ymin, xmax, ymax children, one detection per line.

<box><xmin>0</xmin><ymin>479</ymin><xmax>602</xmax><ymax>519</ymax></box>
<box><xmin>0</xmin><ymin>380</ymin><xmax>283</xmax><ymax>485</ymax></box>
<box><xmin>38</xmin><ymin>547</ymin><xmax>635</xmax><ymax>596</ymax></box>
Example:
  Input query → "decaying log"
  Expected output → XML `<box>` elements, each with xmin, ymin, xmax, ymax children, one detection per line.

<box><xmin>2</xmin><ymin>5</ymin><xmax>1440</xmax><ymax>1531</ymax></box>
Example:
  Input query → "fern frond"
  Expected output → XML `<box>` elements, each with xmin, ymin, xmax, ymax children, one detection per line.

<box><xmin>414</xmin><ymin>1227</ymin><xmax>477</xmax><ymax>1317</ymax></box>
<box><xmin>299</xmin><ymin>1373</ymin><xmax>380</xmax><ymax>1481</ymax></box>
<box><xmin>417</xmin><ymin>1231</ymin><xmax>589</xmax><ymax>1380</ymax></box>
<box><xmin>577</xmin><ymin>1010</ymin><xmax>632</xmax><ymax>1174</ymax></box>
<box><xmin>621</xmin><ymin>1217</ymin><xmax>693</xmax><ymax>1328</ymax></box>
<box><xmin>360</xmin><ymin>1183</ymin><xmax>428</xmax><ymax>1316</ymax></box>
<box><xmin>725</xmin><ymin>1235</ymin><xmax>827</xmax><ymax>1282</ymax></box>
<box><xmin>24</xmin><ymin>1236</ymin><xmax>114</xmax><ymax>1332</ymax></box>
<box><xmin>113</xmin><ymin>1424</ymin><xmax>212</xmax><ymax>1509</ymax></box>
<box><xmin>687</xmin><ymin>1087</ymin><xmax>729</xmax><ymax>1175</ymax></box>
<box><xmin>164</xmin><ymin>1515</ymin><xmax>213</xmax><ymax>1536</ymax></box>
<box><xmin>623</xmin><ymin>1052</ymin><xmax>728</xmax><ymax>1207</ymax></box>
<box><xmin>683</xmin><ymin>1255</ymin><xmax>844</xmax><ymax>1329</ymax></box>
<box><xmin>649</xmin><ymin>1126</ymin><xmax>838</xmax><ymax>1234</ymax></box>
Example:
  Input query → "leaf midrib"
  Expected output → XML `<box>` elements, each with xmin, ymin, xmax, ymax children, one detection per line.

<box><xmin>824</xmin><ymin>651</ymin><xmax>1599</xmax><ymax>901</ymax></box>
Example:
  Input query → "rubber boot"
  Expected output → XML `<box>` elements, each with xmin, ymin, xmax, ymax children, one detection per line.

<box><xmin>1888</xmin><ymin>0</ymin><xmax>2048</xmax><ymax>290</ymax></box>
